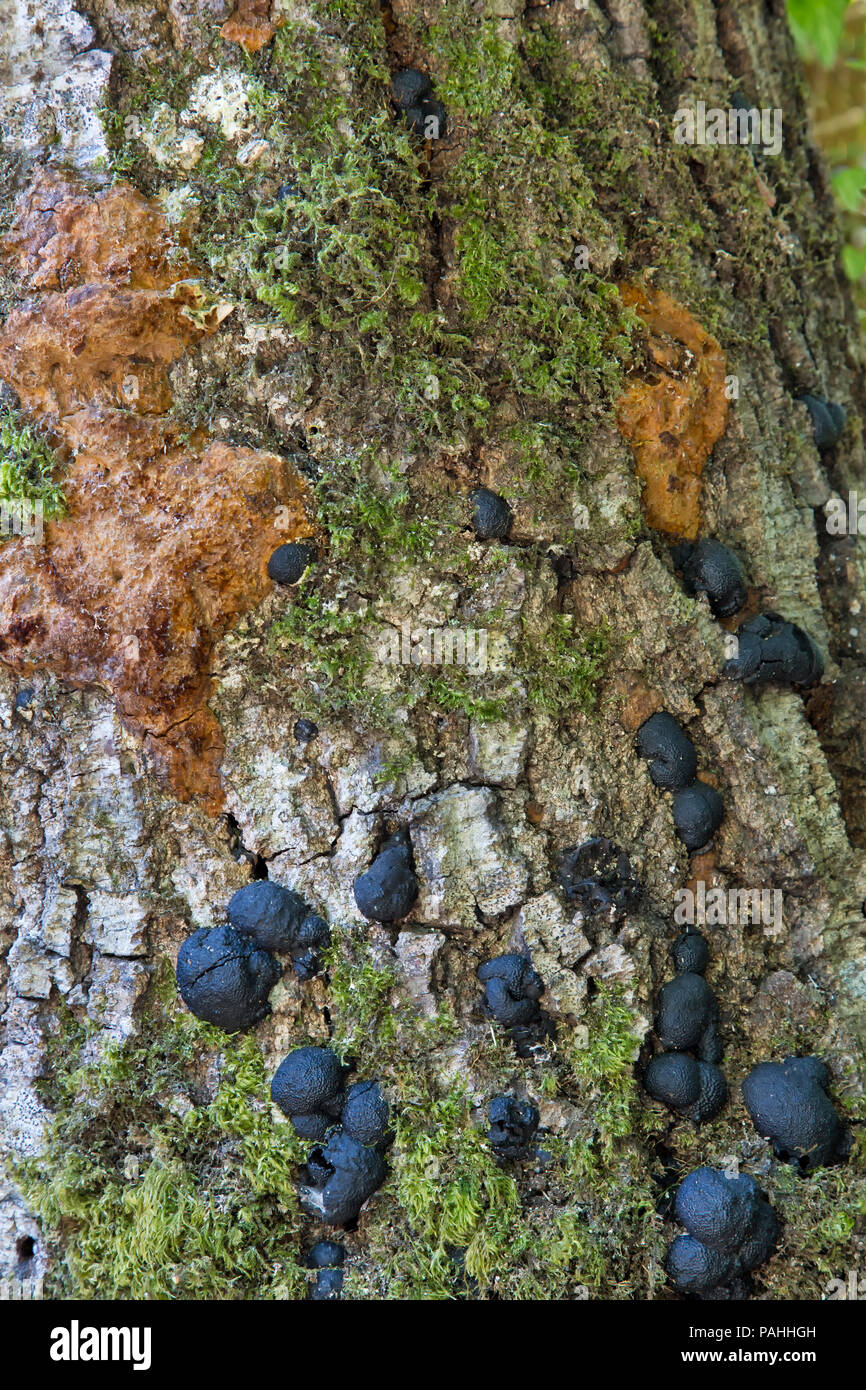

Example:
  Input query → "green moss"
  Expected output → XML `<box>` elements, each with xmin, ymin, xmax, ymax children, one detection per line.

<box><xmin>520</xmin><ymin>613</ymin><xmax>611</xmax><ymax>717</ymax></box>
<box><xmin>0</xmin><ymin>408</ymin><xmax>66</xmax><ymax>533</ymax></box>
<box><xmin>15</xmin><ymin>975</ymin><xmax>308</xmax><ymax>1299</ymax></box>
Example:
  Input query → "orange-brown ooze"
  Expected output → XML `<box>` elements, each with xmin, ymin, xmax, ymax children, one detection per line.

<box><xmin>0</xmin><ymin>171</ymin><xmax>315</xmax><ymax>812</ymax></box>
<box><xmin>616</xmin><ymin>285</ymin><xmax>729</xmax><ymax>540</ymax></box>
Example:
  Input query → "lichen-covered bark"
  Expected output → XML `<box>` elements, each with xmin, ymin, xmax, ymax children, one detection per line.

<box><xmin>0</xmin><ymin>0</ymin><xmax>863</xmax><ymax>1300</ymax></box>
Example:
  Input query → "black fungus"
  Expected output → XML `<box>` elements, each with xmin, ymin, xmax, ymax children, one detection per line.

<box><xmin>556</xmin><ymin>837</ymin><xmax>641</xmax><ymax>915</ymax></box>
<box><xmin>293</xmin><ymin>717</ymin><xmax>319</xmax><ymax>743</ymax></box>
<box><xmin>643</xmin><ymin>1053</ymin><xmax>726</xmax><ymax>1123</ymax></box>
<box><xmin>487</xmin><ymin>1094</ymin><xmax>540</xmax><ymax>1160</ymax></box>
<box><xmin>635</xmin><ymin>712</ymin><xmax>698</xmax><ymax>790</ymax></box>
<box><xmin>300</xmin><ymin>1129</ymin><xmax>389</xmax><ymax>1227</ymax></box>
<box><xmin>353</xmin><ymin>830</ymin><xmax>418</xmax><ymax>923</ymax></box>
<box><xmin>176</xmin><ymin>923</ymin><xmax>280</xmax><ymax>1032</ymax></box>
<box><xmin>672</xmin><ymin>539</ymin><xmax>748</xmax><ymax>619</ymax></box>
<box><xmin>227</xmin><ymin>880</ymin><xmax>330</xmax><ymax>978</ymax></box>
<box><xmin>672</xmin><ymin>928</ymin><xmax>710</xmax><ymax>976</ymax></box>
<box><xmin>724</xmin><ymin>612</ymin><xmax>824</xmax><ymax>688</ymax></box>
<box><xmin>470</xmin><ymin>487</ymin><xmax>512</xmax><ymax>540</ymax></box>
<box><xmin>271</xmin><ymin>1046</ymin><xmax>347</xmax><ymax>1139</ymax></box>
<box><xmin>391</xmin><ymin>68</ymin><xmax>432</xmax><ymax>108</ymax></box>
<box><xmin>405</xmin><ymin>98</ymin><xmax>447</xmax><ymax>139</ymax></box>
<box><xmin>798</xmin><ymin>393</ymin><xmax>847</xmax><ymax>451</ymax></box>
<box><xmin>672</xmin><ymin>781</ymin><xmax>724</xmax><ymax>851</ymax></box>
<box><xmin>742</xmin><ymin>1056</ymin><xmax>848</xmax><ymax>1171</ymax></box>
<box><xmin>391</xmin><ymin>70</ymin><xmax>446</xmax><ymax>139</ymax></box>
<box><xmin>656</xmin><ymin>971</ymin><xmax>721</xmax><ymax>1062</ymax></box>
<box><xmin>477</xmin><ymin>953</ymin><xmax>544</xmax><ymax>1028</ymax></box>
<box><xmin>341</xmin><ymin>1080</ymin><xmax>391</xmax><ymax>1147</ymax></box>
<box><xmin>665</xmin><ymin>1166</ymin><xmax>778</xmax><ymax>1297</ymax></box>
<box><xmin>267</xmin><ymin>540</ymin><xmax>317</xmax><ymax>586</ymax></box>
<box><xmin>308</xmin><ymin>1241</ymin><xmax>345</xmax><ymax>1300</ymax></box>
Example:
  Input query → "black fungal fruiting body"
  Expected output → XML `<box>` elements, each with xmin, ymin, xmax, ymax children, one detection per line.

<box><xmin>798</xmin><ymin>393</ymin><xmax>847</xmax><ymax>451</ymax></box>
<box><xmin>293</xmin><ymin>717</ymin><xmax>319</xmax><ymax>743</ymax></box>
<box><xmin>308</xmin><ymin>1241</ymin><xmax>345</xmax><ymax>1301</ymax></box>
<box><xmin>672</xmin><ymin>539</ymin><xmax>748</xmax><ymax>619</ymax></box>
<box><xmin>656</xmin><ymin>972</ymin><xmax>721</xmax><ymax>1062</ymax></box>
<box><xmin>487</xmin><ymin>1095</ymin><xmax>539</xmax><ymax>1161</ymax></box>
<box><xmin>477</xmin><ymin>953</ymin><xmax>554</xmax><ymax>1054</ymax></box>
<box><xmin>635</xmin><ymin>713</ymin><xmax>698</xmax><ymax>790</ymax></box>
<box><xmin>267</xmin><ymin>541</ymin><xmax>317</xmax><ymax>586</ymax></box>
<box><xmin>634</xmin><ymin>709</ymin><xmax>724</xmax><ymax>853</ymax></box>
<box><xmin>665</xmin><ymin>1167</ymin><xmax>778</xmax><ymax>1298</ymax></box>
<box><xmin>556</xmin><ymin>838</ymin><xmax>641</xmax><ymax>914</ymax></box>
<box><xmin>227</xmin><ymin>880</ymin><xmax>330</xmax><ymax>979</ymax></box>
<box><xmin>642</xmin><ymin>930</ymin><xmax>725</xmax><ymax>1122</ymax></box>
<box><xmin>176</xmin><ymin>923</ymin><xmax>281</xmax><ymax>1032</ymax></box>
<box><xmin>672</xmin><ymin>928</ymin><xmax>710</xmax><ymax>976</ymax></box>
<box><xmin>301</xmin><ymin>1130</ymin><xmax>389</xmax><ymax>1227</ymax></box>
<box><xmin>643</xmin><ymin>1053</ymin><xmax>726</xmax><ymax>1124</ymax></box>
<box><xmin>271</xmin><ymin>1045</ymin><xmax>348</xmax><ymax>1139</ymax></box>
<box><xmin>470</xmin><ymin>487</ymin><xmax>512</xmax><ymax>540</ymax></box>
<box><xmin>724</xmin><ymin>613</ymin><xmax>823</xmax><ymax>688</ymax></box>
<box><xmin>391</xmin><ymin>68</ymin><xmax>447</xmax><ymax>139</ymax></box>
<box><xmin>672</xmin><ymin>781</ymin><xmax>725</xmax><ymax>852</ymax></box>
<box><xmin>272</xmin><ymin>1048</ymin><xmax>393</xmax><ymax>1225</ymax></box>
<box><xmin>353</xmin><ymin>830</ymin><xmax>418</xmax><ymax>923</ymax></box>
<box><xmin>742</xmin><ymin>1056</ymin><xmax>848</xmax><ymax>1171</ymax></box>
<box><xmin>478</xmin><ymin>953</ymin><xmax>544</xmax><ymax>1028</ymax></box>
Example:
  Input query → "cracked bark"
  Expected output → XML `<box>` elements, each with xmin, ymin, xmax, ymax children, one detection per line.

<box><xmin>0</xmin><ymin>0</ymin><xmax>864</xmax><ymax>1299</ymax></box>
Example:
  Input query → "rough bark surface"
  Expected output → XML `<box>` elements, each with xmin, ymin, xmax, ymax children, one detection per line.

<box><xmin>0</xmin><ymin>0</ymin><xmax>863</xmax><ymax>1300</ymax></box>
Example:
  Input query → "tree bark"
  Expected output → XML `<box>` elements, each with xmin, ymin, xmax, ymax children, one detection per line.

<box><xmin>0</xmin><ymin>0</ymin><xmax>863</xmax><ymax>1300</ymax></box>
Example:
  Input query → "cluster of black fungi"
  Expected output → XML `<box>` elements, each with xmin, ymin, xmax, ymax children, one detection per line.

<box><xmin>176</xmin><ymin>388</ymin><xmax>846</xmax><ymax>1298</ymax></box>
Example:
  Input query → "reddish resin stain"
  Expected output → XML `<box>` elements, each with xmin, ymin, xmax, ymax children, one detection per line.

<box><xmin>0</xmin><ymin>170</ymin><xmax>315</xmax><ymax>812</ymax></box>
<box><xmin>617</xmin><ymin>284</ymin><xmax>729</xmax><ymax>541</ymax></box>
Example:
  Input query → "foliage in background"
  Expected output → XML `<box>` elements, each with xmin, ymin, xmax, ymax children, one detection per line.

<box><xmin>789</xmin><ymin>0</ymin><xmax>866</xmax><ymax>315</ymax></box>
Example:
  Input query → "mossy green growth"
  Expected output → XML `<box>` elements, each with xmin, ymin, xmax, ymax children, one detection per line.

<box><xmin>16</xmin><ymin>977</ymin><xmax>308</xmax><ymax>1299</ymax></box>
<box><xmin>0</xmin><ymin>408</ymin><xmax>66</xmax><ymax>535</ymax></box>
<box><xmin>520</xmin><ymin>612</ymin><xmax>611</xmax><ymax>717</ymax></box>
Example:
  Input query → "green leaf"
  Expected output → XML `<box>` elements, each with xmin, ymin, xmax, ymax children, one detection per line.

<box><xmin>842</xmin><ymin>243</ymin><xmax>866</xmax><ymax>281</ymax></box>
<box><xmin>832</xmin><ymin>166</ymin><xmax>866</xmax><ymax>212</ymax></box>
<box><xmin>787</xmin><ymin>0</ymin><xmax>850</xmax><ymax>67</ymax></box>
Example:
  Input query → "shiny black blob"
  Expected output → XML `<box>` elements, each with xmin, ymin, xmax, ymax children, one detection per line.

<box><xmin>672</xmin><ymin>539</ymin><xmax>748</xmax><ymax>619</ymax></box>
<box><xmin>656</xmin><ymin>971</ymin><xmax>721</xmax><ymax>1063</ymax></box>
<box><xmin>672</xmin><ymin>781</ymin><xmax>724</xmax><ymax>851</ymax></box>
<box><xmin>477</xmin><ymin>953</ymin><xmax>544</xmax><ymax>1027</ymax></box>
<box><xmin>556</xmin><ymin>837</ymin><xmax>641</xmax><ymax>915</ymax></box>
<box><xmin>635</xmin><ymin>712</ymin><xmax>698</xmax><ymax>790</ymax></box>
<box><xmin>341</xmin><ymin>1080</ymin><xmax>391</xmax><ymax>1147</ymax></box>
<box><xmin>798</xmin><ymin>393</ymin><xmax>847</xmax><ymax>451</ymax></box>
<box><xmin>469</xmin><ymin>487</ymin><xmax>512</xmax><ymax>540</ymax></box>
<box><xmin>487</xmin><ymin>1094</ymin><xmax>540</xmax><ymax>1160</ymax></box>
<box><xmin>267</xmin><ymin>541</ymin><xmax>317</xmax><ymax>586</ymax></box>
<box><xmin>404</xmin><ymin>99</ymin><xmax>447</xmax><ymax>139</ymax></box>
<box><xmin>672</xmin><ymin>929</ymin><xmax>710</xmax><ymax>976</ymax></box>
<box><xmin>293</xmin><ymin>717</ymin><xmax>319</xmax><ymax>743</ymax></box>
<box><xmin>724</xmin><ymin>612</ymin><xmax>824</xmax><ymax>688</ymax></box>
<box><xmin>742</xmin><ymin>1056</ymin><xmax>849</xmax><ymax>1172</ymax></box>
<box><xmin>353</xmin><ymin>830</ymin><xmax>418</xmax><ymax>923</ymax></box>
<box><xmin>300</xmin><ymin>1129</ymin><xmax>389</xmax><ymax>1227</ymax></box>
<box><xmin>271</xmin><ymin>1046</ymin><xmax>348</xmax><ymax>1140</ymax></box>
<box><xmin>176</xmin><ymin>923</ymin><xmax>280</xmax><ymax>1032</ymax></box>
<box><xmin>665</xmin><ymin>1167</ymin><xmax>778</xmax><ymax>1297</ymax></box>
<box><xmin>308</xmin><ymin>1241</ymin><xmax>345</xmax><ymax>1300</ymax></box>
<box><xmin>643</xmin><ymin>1053</ymin><xmax>726</xmax><ymax>1124</ymax></box>
<box><xmin>391</xmin><ymin>68</ymin><xmax>432</xmax><ymax>108</ymax></box>
<box><xmin>227</xmin><ymin>881</ymin><xmax>330</xmax><ymax>979</ymax></box>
